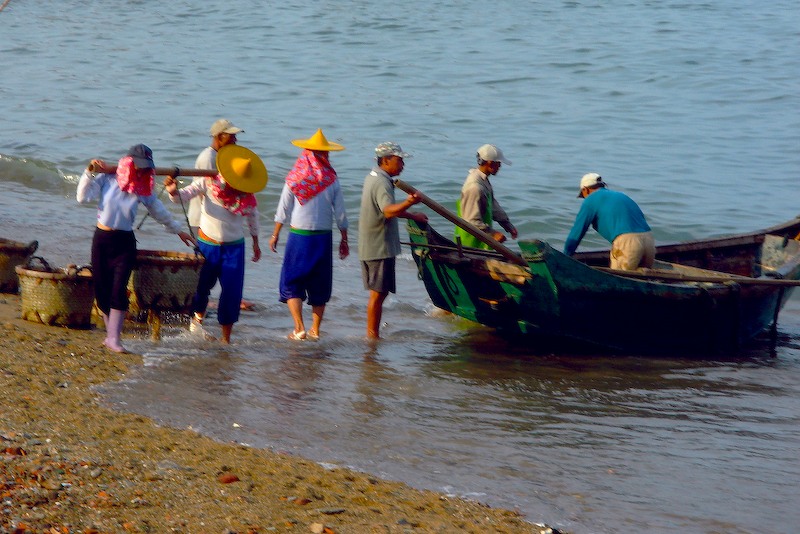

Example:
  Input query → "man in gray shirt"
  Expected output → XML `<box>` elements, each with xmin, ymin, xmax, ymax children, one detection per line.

<box><xmin>358</xmin><ymin>142</ymin><xmax>427</xmax><ymax>339</ymax></box>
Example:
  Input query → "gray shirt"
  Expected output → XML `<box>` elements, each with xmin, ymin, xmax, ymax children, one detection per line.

<box><xmin>459</xmin><ymin>168</ymin><xmax>513</xmax><ymax>232</ymax></box>
<box><xmin>358</xmin><ymin>167</ymin><xmax>400</xmax><ymax>261</ymax></box>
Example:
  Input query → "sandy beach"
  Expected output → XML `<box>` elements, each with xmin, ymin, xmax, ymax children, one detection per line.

<box><xmin>0</xmin><ymin>293</ymin><xmax>557</xmax><ymax>533</ymax></box>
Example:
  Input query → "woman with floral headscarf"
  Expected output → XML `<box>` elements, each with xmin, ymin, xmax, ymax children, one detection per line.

<box><xmin>270</xmin><ymin>129</ymin><xmax>349</xmax><ymax>341</ymax></box>
<box><xmin>77</xmin><ymin>144</ymin><xmax>195</xmax><ymax>353</ymax></box>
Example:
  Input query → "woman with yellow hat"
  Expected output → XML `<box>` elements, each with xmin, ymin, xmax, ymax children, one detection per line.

<box><xmin>164</xmin><ymin>144</ymin><xmax>267</xmax><ymax>344</ymax></box>
<box><xmin>269</xmin><ymin>129</ymin><xmax>349</xmax><ymax>341</ymax></box>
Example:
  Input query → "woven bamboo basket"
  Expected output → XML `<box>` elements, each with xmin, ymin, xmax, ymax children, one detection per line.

<box><xmin>128</xmin><ymin>249</ymin><xmax>204</xmax><ymax>315</ymax></box>
<box><xmin>0</xmin><ymin>238</ymin><xmax>38</xmax><ymax>293</ymax></box>
<box><xmin>15</xmin><ymin>257</ymin><xmax>94</xmax><ymax>328</ymax></box>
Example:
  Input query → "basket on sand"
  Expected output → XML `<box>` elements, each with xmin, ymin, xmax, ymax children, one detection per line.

<box><xmin>15</xmin><ymin>256</ymin><xmax>94</xmax><ymax>328</ymax></box>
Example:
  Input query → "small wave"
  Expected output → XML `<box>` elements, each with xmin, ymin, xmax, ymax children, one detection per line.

<box><xmin>0</xmin><ymin>153</ymin><xmax>75</xmax><ymax>193</ymax></box>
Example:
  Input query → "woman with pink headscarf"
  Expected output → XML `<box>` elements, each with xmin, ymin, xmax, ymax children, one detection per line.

<box><xmin>269</xmin><ymin>129</ymin><xmax>349</xmax><ymax>341</ymax></box>
<box><xmin>77</xmin><ymin>144</ymin><xmax>194</xmax><ymax>353</ymax></box>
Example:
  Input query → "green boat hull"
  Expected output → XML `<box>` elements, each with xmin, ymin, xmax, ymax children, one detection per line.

<box><xmin>406</xmin><ymin>218</ymin><xmax>800</xmax><ymax>353</ymax></box>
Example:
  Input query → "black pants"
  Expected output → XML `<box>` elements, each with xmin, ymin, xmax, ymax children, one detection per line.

<box><xmin>91</xmin><ymin>228</ymin><xmax>136</xmax><ymax>315</ymax></box>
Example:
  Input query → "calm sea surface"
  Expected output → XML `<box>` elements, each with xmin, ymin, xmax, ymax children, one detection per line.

<box><xmin>2</xmin><ymin>1</ymin><xmax>799</xmax><ymax>532</ymax></box>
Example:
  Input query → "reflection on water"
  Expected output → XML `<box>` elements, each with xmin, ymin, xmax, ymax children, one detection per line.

<box><xmin>100</xmin><ymin>300</ymin><xmax>800</xmax><ymax>534</ymax></box>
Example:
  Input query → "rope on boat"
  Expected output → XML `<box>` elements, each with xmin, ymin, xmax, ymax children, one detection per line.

<box><xmin>0</xmin><ymin>0</ymin><xmax>11</xmax><ymax>13</ymax></box>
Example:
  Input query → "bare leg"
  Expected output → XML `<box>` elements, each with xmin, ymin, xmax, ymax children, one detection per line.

<box><xmin>309</xmin><ymin>304</ymin><xmax>325</xmax><ymax>338</ymax></box>
<box><xmin>287</xmin><ymin>298</ymin><xmax>305</xmax><ymax>335</ymax></box>
<box><xmin>220</xmin><ymin>324</ymin><xmax>233</xmax><ymax>344</ymax></box>
<box><xmin>366</xmin><ymin>290</ymin><xmax>388</xmax><ymax>339</ymax></box>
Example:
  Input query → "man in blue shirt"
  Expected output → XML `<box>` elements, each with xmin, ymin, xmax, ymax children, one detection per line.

<box><xmin>564</xmin><ymin>173</ymin><xmax>655</xmax><ymax>271</ymax></box>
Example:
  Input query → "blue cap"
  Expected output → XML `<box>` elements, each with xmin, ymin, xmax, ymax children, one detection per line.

<box><xmin>126</xmin><ymin>144</ymin><xmax>155</xmax><ymax>169</ymax></box>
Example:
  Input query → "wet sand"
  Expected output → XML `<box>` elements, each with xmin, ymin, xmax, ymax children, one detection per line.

<box><xmin>0</xmin><ymin>294</ymin><xmax>557</xmax><ymax>533</ymax></box>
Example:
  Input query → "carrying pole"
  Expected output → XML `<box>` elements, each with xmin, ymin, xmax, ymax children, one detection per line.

<box><xmin>87</xmin><ymin>163</ymin><xmax>218</xmax><ymax>177</ymax></box>
<box><xmin>393</xmin><ymin>178</ymin><xmax>528</xmax><ymax>267</ymax></box>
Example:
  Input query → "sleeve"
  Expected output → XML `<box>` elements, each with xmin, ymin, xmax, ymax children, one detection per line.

<box><xmin>76</xmin><ymin>171</ymin><xmax>103</xmax><ymax>203</ymax></box>
<box><xmin>491</xmin><ymin>196</ymin><xmax>513</xmax><ymax>231</ymax></box>
<box><xmin>171</xmin><ymin>179</ymin><xmax>204</xmax><ymax>204</ymax></box>
<box><xmin>563</xmin><ymin>202</ymin><xmax>594</xmax><ymax>256</ymax></box>
<box><xmin>141</xmin><ymin>194</ymin><xmax>183</xmax><ymax>234</ymax></box>
<box><xmin>375</xmin><ymin>180</ymin><xmax>394</xmax><ymax>214</ymax></box>
<box><xmin>273</xmin><ymin>184</ymin><xmax>295</xmax><ymax>224</ymax></box>
<box><xmin>246</xmin><ymin>207</ymin><xmax>260</xmax><ymax>237</ymax></box>
<box><xmin>460</xmin><ymin>184</ymin><xmax>490</xmax><ymax>231</ymax></box>
<box><xmin>332</xmin><ymin>180</ymin><xmax>349</xmax><ymax>231</ymax></box>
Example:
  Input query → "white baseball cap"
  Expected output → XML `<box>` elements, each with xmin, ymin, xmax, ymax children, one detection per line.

<box><xmin>210</xmin><ymin>119</ymin><xmax>243</xmax><ymax>137</ymax></box>
<box><xmin>476</xmin><ymin>144</ymin><xmax>511</xmax><ymax>165</ymax></box>
<box><xmin>578</xmin><ymin>173</ymin><xmax>605</xmax><ymax>197</ymax></box>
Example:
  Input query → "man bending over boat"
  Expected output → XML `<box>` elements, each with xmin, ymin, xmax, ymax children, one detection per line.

<box><xmin>564</xmin><ymin>173</ymin><xmax>655</xmax><ymax>271</ymax></box>
<box><xmin>455</xmin><ymin>144</ymin><xmax>518</xmax><ymax>250</ymax></box>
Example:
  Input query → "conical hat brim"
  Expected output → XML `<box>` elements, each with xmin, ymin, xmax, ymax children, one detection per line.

<box><xmin>291</xmin><ymin>129</ymin><xmax>345</xmax><ymax>152</ymax></box>
<box><xmin>215</xmin><ymin>145</ymin><xmax>268</xmax><ymax>193</ymax></box>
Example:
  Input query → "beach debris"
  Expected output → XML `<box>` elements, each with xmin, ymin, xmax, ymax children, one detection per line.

<box><xmin>316</xmin><ymin>507</ymin><xmax>345</xmax><ymax>515</ymax></box>
<box><xmin>218</xmin><ymin>472</ymin><xmax>240</xmax><ymax>484</ymax></box>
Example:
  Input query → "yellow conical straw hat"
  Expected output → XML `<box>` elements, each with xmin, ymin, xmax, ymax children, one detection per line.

<box><xmin>215</xmin><ymin>145</ymin><xmax>268</xmax><ymax>193</ymax></box>
<box><xmin>291</xmin><ymin>128</ymin><xmax>345</xmax><ymax>152</ymax></box>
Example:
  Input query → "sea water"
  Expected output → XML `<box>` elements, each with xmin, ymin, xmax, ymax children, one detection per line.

<box><xmin>1</xmin><ymin>1</ymin><xmax>799</xmax><ymax>532</ymax></box>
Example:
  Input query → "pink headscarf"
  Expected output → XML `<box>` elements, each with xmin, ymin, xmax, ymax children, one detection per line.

<box><xmin>284</xmin><ymin>149</ymin><xmax>338</xmax><ymax>205</ymax></box>
<box><xmin>207</xmin><ymin>174</ymin><xmax>257</xmax><ymax>216</ymax></box>
<box><xmin>116</xmin><ymin>156</ymin><xmax>154</xmax><ymax>196</ymax></box>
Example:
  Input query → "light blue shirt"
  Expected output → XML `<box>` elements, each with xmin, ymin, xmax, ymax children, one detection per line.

<box><xmin>564</xmin><ymin>188</ymin><xmax>650</xmax><ymax>256</ymax></box>
<box><xmin>273</xmin><ymin>180</ymin><xmax>348</xmax><ymax>232</ymax></box>
<box><xmin>76</xmin><ymin>171</ymin><xmax>182</xmax><ymax>233</ymax></box>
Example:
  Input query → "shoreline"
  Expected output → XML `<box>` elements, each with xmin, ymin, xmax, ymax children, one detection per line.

<box><xmin>0</xmin><ymin>294</ymin><xmax>558</xmax><ymax>533</ymax></box>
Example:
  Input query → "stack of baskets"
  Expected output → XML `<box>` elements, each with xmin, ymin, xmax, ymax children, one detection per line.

<box><xmin>0</xmin><ymin>238</ymin><xmax>38</xmax><ymax>293</ymax></box>
<box><xmin>15</xmin><ymin>257</ymin><xmax>94</xmax><ymax>328</ymax></box>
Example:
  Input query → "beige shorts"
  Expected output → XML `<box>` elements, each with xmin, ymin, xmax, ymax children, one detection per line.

<box><xmin>611</xmin><ymin>231</ymin><xmax>655</xmax><ymax>271</ymax></box>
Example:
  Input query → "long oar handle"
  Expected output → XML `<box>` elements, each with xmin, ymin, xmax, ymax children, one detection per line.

<box><xmin>393</xmin><ymin>178</ymin><xmax>529</xmax><ymax>267</ymax></box>
<box><xmin>87</xmin><ymin>163</ymin><xmax>218</xmax><ymax>177</ymax></box>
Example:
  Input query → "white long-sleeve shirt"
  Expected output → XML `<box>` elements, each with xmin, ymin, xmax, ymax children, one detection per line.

<box><xmin>273</xmin><ymin>180</ymin><xmax>348</xmax><ymax>232</ymax></box>
<box><xmin>77</xmin><ymin>171</ymin><xmax>182</xmax><ymax>234</ymax></box>
<box><xmin>172</xmin><ymin>178</ymin><xmax>259</xmax><ymax>243</ymax></box>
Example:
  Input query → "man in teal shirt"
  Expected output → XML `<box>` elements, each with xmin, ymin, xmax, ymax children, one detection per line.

<box><xmin>564</xmin><ymin>173</ymin><xmax>655</xmax><ymax>271</ymax></box>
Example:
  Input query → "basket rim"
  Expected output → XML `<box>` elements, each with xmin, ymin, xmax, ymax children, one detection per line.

<box><xmin>136</xmin><ymin>249</ymin><xmax>204</xmax><ymax>266</ymax></box>
<box><xmin>15</xmin><ymin>265</ymin><xmax>92</xmax><ymax>281</ymax></box>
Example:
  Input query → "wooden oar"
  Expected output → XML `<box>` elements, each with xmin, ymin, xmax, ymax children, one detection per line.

<box><xmin>596</xmin><ymin>266</ymin><xmax>800</xmax><ymax>287</ymax></box>
<box><xmin>87</xmin><ymin>162</ymin><xmax>218</xmax><ymax>177</ymax></box>
<box><xmin>393</xmin><ymin>178</ymin><xmax>528</xmax><ymax>267</ymax></box>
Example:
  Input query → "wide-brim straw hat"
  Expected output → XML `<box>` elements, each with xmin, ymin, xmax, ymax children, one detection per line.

<box><xmin>216</xmin><ymin>145</ymin><xmax>268</xmax><ymax>193</ymax></box>
<box><xmin>291</xmin><ymin>128</ymin><xmax>345</xmax><ymax>152</ymax></box>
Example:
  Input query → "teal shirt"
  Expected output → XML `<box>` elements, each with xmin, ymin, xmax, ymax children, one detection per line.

<box><xmin>564</xmin><ymin>188</ymin><xmax>650</xmax><ymax>256</ymax></box>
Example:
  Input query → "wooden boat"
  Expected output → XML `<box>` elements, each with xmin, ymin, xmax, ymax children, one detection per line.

<box><xmin>404</xmin><ymin>217</ymin><xmax>800</xmax><ymax>353</ymax></box>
